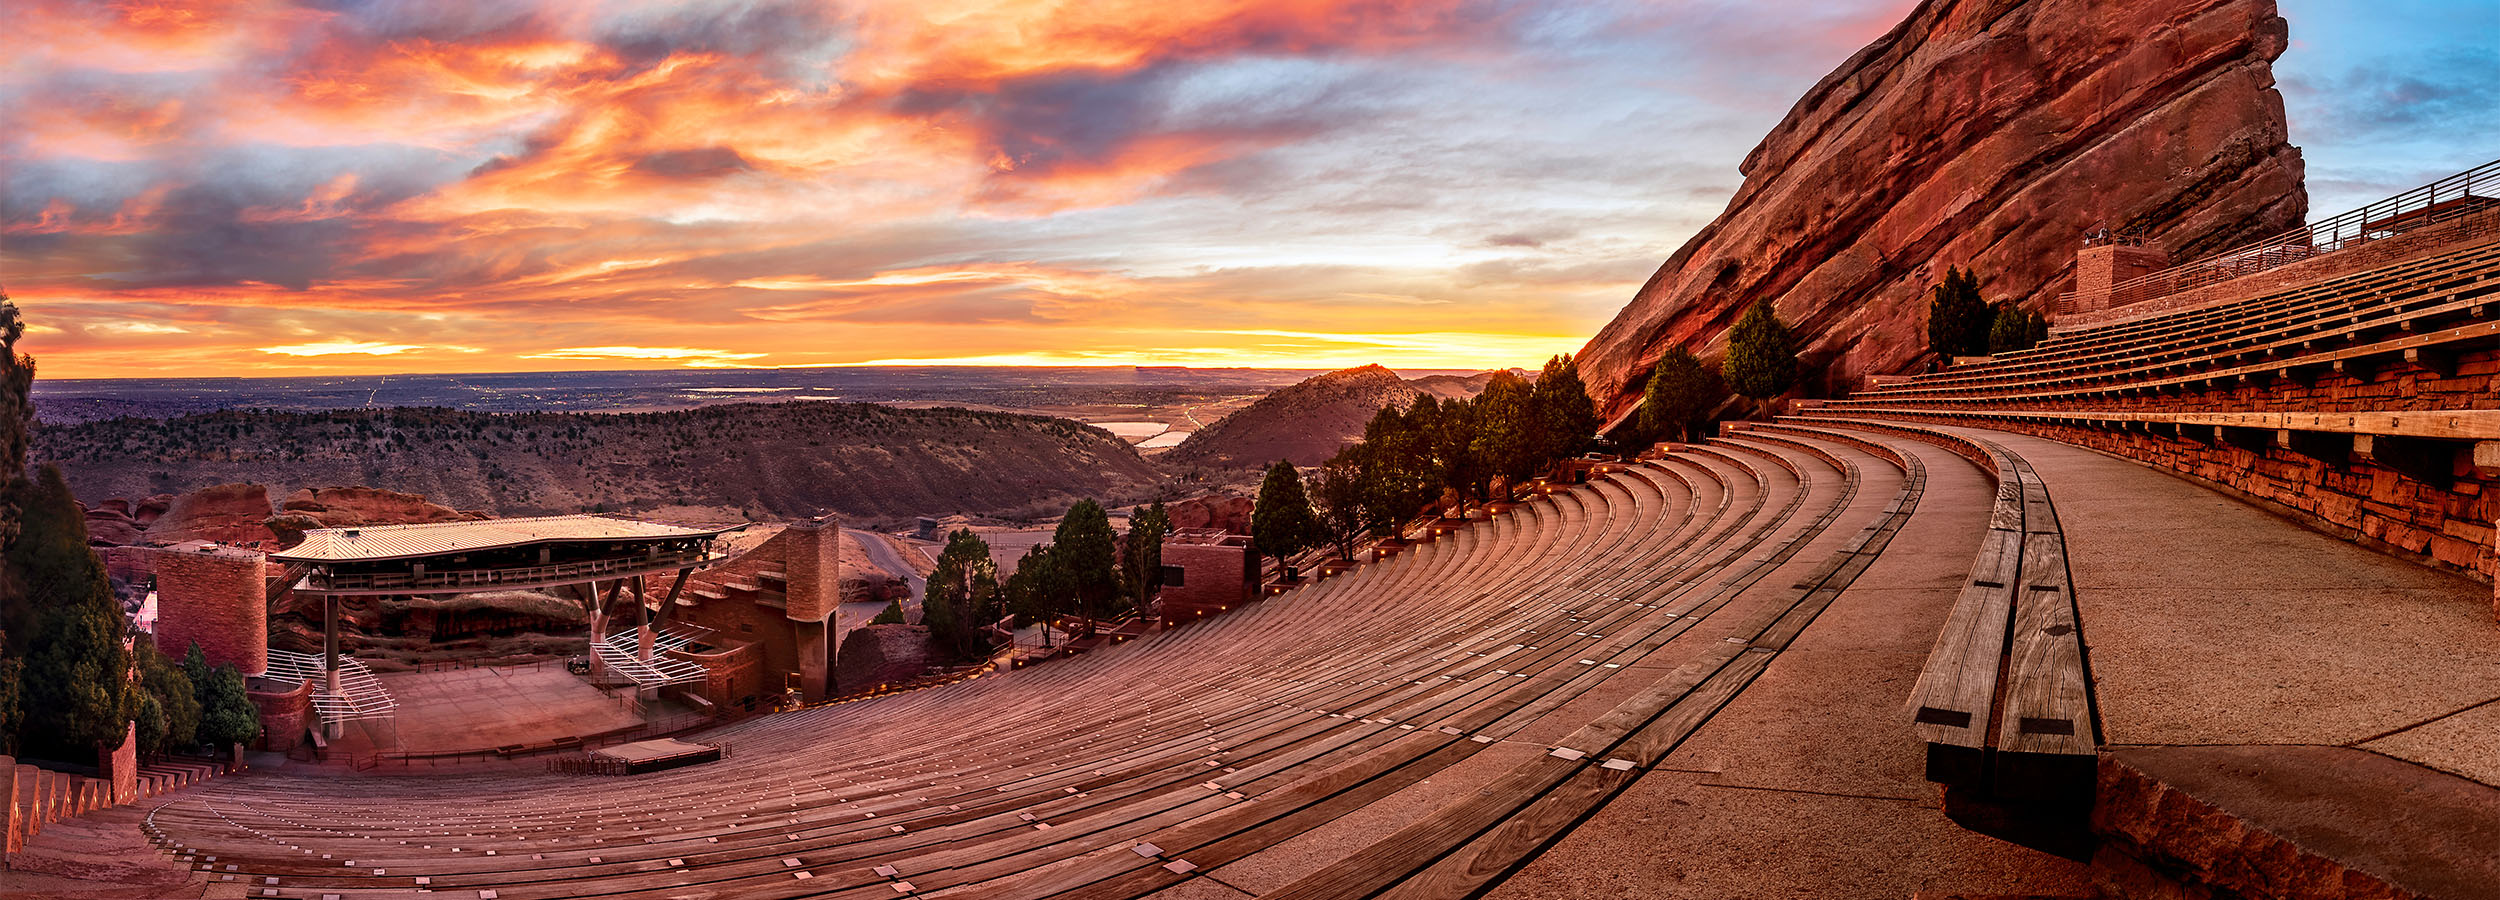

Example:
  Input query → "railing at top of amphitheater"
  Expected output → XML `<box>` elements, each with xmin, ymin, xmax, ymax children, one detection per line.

<box><xmin>2058</xmin><ymin>157</ymin><xmax>2500</xmax><ymax>316</ymax></box>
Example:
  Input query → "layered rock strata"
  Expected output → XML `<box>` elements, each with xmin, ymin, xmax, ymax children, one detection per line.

<box><xmin>1578</xmin><ymin>0</ymin><xmax>2307</xmax><ymax>420</ymax></box>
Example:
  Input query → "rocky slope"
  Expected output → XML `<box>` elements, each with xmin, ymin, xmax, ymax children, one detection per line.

<box><xmin>37</xmin><ymin>401</ymin><xmax>1166</xmax><ymax>525</ymax></box>
<box><xmin>1577</xmin><ymin>0</ymin><xmax>2307</xmax><ymax>421</ymax></box>
<box><xmin>1161</xmin><ymin>365</ymin><xmax>1491</xmax><ymax>469</ymax></box>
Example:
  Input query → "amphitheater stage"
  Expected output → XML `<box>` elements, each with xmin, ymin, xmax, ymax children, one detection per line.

<box><xmin>335</xmin><ymin>663</ymin><xmax>688</xmax><ymax>757</ymax></box>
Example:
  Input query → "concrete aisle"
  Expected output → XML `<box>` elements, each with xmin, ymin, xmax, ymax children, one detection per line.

<box><xmin>1489</xmin><ymin>439</ymin><xmax>2093</xmax><ymax>899</ymax></box>
<box><xmin>1950</xmin><ymin>428</ymin><xmax>2500</xmax><ymax>785</ymax></box>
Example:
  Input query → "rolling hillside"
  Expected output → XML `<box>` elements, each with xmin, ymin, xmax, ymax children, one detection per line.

<box><xmin>36</xmin><ymin>401</ymin><xmax>1166</xmax><ymax>524</ymax></box>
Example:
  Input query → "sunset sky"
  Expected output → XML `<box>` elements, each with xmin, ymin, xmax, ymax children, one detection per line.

<box><xmin>5</xmin><ymin>0</ymin><xmax>2493</xmax><ymax>379</ymax></box>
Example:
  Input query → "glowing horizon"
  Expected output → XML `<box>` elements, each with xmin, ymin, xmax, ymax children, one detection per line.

<box><xmin>6</xmin><ymin>1</ymin><xmax>2489</xmax><ymax>381</ymax></box>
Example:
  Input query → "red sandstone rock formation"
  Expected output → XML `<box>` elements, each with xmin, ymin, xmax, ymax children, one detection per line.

<box><xmin>140</xmin><ymin>483</ymin><xmax>277</xmax><ymax>546</ymax></box>
<box><xmin>281</xmin><ymin>486</ymin><xmax>482</xmax><ymax>528</ymax></box>
<box><xmin>1165</xmin><ymin>492</ymin><xmax>1253</xmax><ymax>534</ymax></box>
<box><xmin>83</xmin><ymin>505</ymin><xmax>143</xmax><ymax>546</ymax></box>
<box><xmin>1576</xmin><ymin>0</ymin><xmax>2307</xmax><ymax>421</ymax></box>
<box><xmin>834</xmin><ymin>624</ymin><xmax>939</xmax><ymax>692</ymax></box>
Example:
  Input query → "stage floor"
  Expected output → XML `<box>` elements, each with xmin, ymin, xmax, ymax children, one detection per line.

<box><xmin>338</xmin><ymin>663</ymin><xmax>669</xmax><ymax>755</ymax></box>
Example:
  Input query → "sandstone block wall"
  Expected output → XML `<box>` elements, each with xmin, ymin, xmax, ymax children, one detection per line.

<box><xmin>2072</xmin><ymin>244</ymin><xmax>2171</xmax><ymax>312</ymax></box>
<box><xmin>681</xmin><ymin>641</ymin><xmax>764</xmax><ymax>712</ymax></box>
<box><xmin>1158</xmin><ymin>541</ymin><xmax>1255</xmax><ymax>624</ymax></box>
<box><xmin>1830</xmin><ymin>410</ymin><xmax>2495</xmax><ymax>586</ymax></box>
<box><xmin>2059</xmin><ymin>207</ymin><xmax>2500</xmax><ymax>328</ymax></box>
<box><xmin>784</xmin><ymin>516</ymin><xmax>839</xmax><ymax>623</ymax></box>
<box><xmin>145</xmin><ymin>544</ymin><xmax>270</xmax><ymax>676</ymax></box>
<box><xmin>248</xmin><ymin>677</ymin><xmax>312</xmax><ymax>753</ymax></box>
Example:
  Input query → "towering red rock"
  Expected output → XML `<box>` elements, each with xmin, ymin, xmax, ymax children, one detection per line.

<box><xmin>1577</xmin><ymin>0</ymin><xmax>2306</xmax><ymax>421</ymax></box>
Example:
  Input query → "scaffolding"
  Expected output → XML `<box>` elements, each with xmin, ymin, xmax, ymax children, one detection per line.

<box><xmin>264</xmin><ymin>649</ymin><xmax>399</xmax><ymax>726</ymax></box>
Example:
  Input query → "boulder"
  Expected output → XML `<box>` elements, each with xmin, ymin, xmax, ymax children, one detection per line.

<box><xmin>141</xmin><ymin>483</ymin><xmax>276</xmax><ymax>546</ymax></box>
<box><xmin>1166</xmin><ymin>493</ymin><xmax>1253</xmax><ymax>534</ymax></box>
<box><xmin>1576</xmin><ymin>0</ymin><xmax>2307</xmax><ymax>421</ymax></box>
<box><xmin>835</xmin><ymin>624</ymin><xmax>940</xmax><ymax>692</ymax></box>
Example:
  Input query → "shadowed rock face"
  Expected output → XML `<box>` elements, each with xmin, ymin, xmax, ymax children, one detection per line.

<box><xmin>1577</xmin><ymin>0</ymin><xmax>2307</xmax><ymax>422</ymax></box>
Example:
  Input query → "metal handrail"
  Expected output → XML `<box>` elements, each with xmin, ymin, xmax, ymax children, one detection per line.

<box><xmin>2060</xmin><ymin>158</ymin><xmax>2500</xmax><ymax>314</ymax></box>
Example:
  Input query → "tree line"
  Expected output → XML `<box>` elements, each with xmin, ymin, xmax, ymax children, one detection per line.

<box><xmin>889</xmin><ymin>498</ymin><xmax>1175</xmax><ymax>660</ymax></box>
<box><xmin>1</xmin><ymin>297</ymin><xmax>261</xmax><ymax>764</ymax></box>
<box><xmin>1243</xmin><ymin>354</ymin><xmax>1606</xmax><ymax>576</ymax></box>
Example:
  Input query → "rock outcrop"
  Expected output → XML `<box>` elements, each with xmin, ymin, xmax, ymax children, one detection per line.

<box><xmin>835</xmin><ymin>624</ymin><xmax>940</xmax><ymax>692</ymax></box>
<box><xmin>1165</xmin><ymin>492</ymin><xmax>1254</xmax><ymax>534</ymax></box>
<box><xmin>140</xmin><ymin>483</ymin><xmax>276</xmax><ymax>546</ymax></box>
<box><xmin>1165</xmin><ymin>365</ymin><xmax>1481</xmax><ymax>469</ymax></box>
<box><xmin>281</xmin><ymin>486</ymin><xmax>482</xmax><ymax>528</ymax></box>
<box><xmin>1577</xmin><ymin>0</ymin><xmax>2307</xmax><ymax>421</ymax></box>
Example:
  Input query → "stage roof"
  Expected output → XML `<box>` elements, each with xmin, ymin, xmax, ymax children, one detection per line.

<box><xmin>273</xmin><ymin>515</ymin><xmax>738</xmax><ymax>563</ymax></box>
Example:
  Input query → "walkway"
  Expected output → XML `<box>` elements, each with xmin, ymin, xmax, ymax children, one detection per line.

<box><xmin>1958</xmin><ymin>428</ymin><xmax>2499</xmax><ymax>782</ymax></box>
<box><xmin>1493</xmin><ymin>438</ymin><xmax>2094</xmax><ymax>898</ymax></box>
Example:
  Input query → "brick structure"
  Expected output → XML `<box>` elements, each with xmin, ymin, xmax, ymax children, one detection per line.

<box><xmin>137</xmin><ymin>542</ymin><xmax>270</xmax><ymax>676</ymax></box>
<box><xmin>2</xmin><ymin>757</ymin><xmax>20</xmax><ymax>855</ymax></box>
<box><xmin>103</xmin><ymin>721</ymin><xmax>138</xmax><ymax>804</ymax></box>
<box><xmin>1157</xmin><ymin>531</ymin><xmax>1256</xmax><ymax>625</ymax></box>
<box><xmin>2060</xmin><ymin>202</ymin><xmax>2500</xmax><ymax>328</ymax></box>
<box><xmin>247</xmin><ymin>676</ymin><xmax>313</xmax><ymax>752</ymax></box>
<box><xmin>2070</xmin><ymin>241</ymin><xmax>2169</xmax><ymax>314</ymax></box>
<box><xmin>675</xmin><ymin>641</ymin><xmax>765</xmax><ymax>713</ymax></box>
<box><xmin>670</xmin><ymin>517</ymin><xmax>841</xmax><ymax>702</ymax></box>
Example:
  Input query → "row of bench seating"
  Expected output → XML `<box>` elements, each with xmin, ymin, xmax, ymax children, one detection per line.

<box><xmin>115</xmin><ymin>434</ymin><xmax>1921</xmax><ymax>899</ymax></box>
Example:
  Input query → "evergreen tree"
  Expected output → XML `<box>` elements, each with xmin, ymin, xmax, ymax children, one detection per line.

<box><xmin>2</xmin><ymin>293</ymin><xmax>32</xmax><ymax>553</ymax></box>
<box><xmin>196</xmin><ymin>663</ymin><xmax>260</xmax><ymax>749</ymax></box>
<box><xmin>1251</xmin><ymin>460</ymin><xmax>1320</xmax><ymax>579</ymax></box>
<box><xmin>1053</xmin><ymin>500</ymin><xmax>1118</xmax><ymax>619</ymax></box>
<box><xmin>1638</xmin><ymin>347</ymin><xmax>1724</xmax><ymax>444</ymax></box>
<box><xmin>136</xmin><ymin>643</ymin><xmax>199</xmax><ymax>755</ymax></box>
<box><xmin>1987</xmin><ymin>302</ymin><xmax>2050</xmax><ymax>354</ymax></box>
<box><xmin>1311</xmin><ymin>455</ymin><xmax>1372</xmax><ymax>562</ymax></box>
<box><xmin>1722</xmin><ymin>301</ymin><xmax>1800</xmax><ymax>400</ymax></box>
<box><xmin>870</xmin><ymin>600</ymin><xmax>905</xmax><ymax>625</ymax></box>
<box><xmin>0</xmin><ymin>634</ymin><xmax>22</xmax><ymax>757</ymax></box>
<box><xmin>9</xmin><ymin>465</ymin><xmax>136</xmax><ymax>760</ymax></box>
<box><xmin>1469</xmin><ymin>371</ymin><xmax>1538</xmax><ymax>484</ymax></box>
<box><xmin>1927</xmin><ymin>266</ymin><xmax>1993</xmax><ymax>359</ymax></box>
<box><xmin>1004</xmin><ymin>545</ymin><xmax>1072</xmax><ymax>646</ymax></box>
<box><xmin>923</xmin><ymin>529</ymin><xmax>999</xmax><ymax>659</ymax></box>
<box><xmin>1120</xmin><ymin>502</ymin><xmax>1170</xmax><ymax>608</ymax></box>
<box><xmin>1431</xmin><ymin>396</ymin><xmax>1484</xmax><ymax>499</ymax></box>
<box><xmin>1530</xmin><ymin>354</ymin><xmax>1600</xmax><ymax>462</ymax></box>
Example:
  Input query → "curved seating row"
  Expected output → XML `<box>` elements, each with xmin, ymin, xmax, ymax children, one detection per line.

<box><xmin>122</xmin><ymin>435</ymin><xmax>1916</xmax><ymax>900</ymax></box>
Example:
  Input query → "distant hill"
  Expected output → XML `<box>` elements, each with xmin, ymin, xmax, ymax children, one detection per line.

<box><xmin>1160</xmin><ymin>365</ymin><xmax>1493</xmax><ymax>469</ymax></box>
<box><xmin>34</xmin><ymin>401</ymin><xmax>1165</xmax><ymax>524</ymax></box>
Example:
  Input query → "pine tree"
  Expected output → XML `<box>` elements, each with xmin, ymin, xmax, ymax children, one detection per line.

<box><xmin>1530</xmin><ymin>354</ymin><xmax>1600</xmax><ymax>463</ymax></box>
<box><xmin>1053</xmin><ymin>500</ymin><xmax>1118</xmax><ymax>620</ymax></box>
<box><xmin>1469</xmin><ymin>371</ymin><xmax>1538</xmax><ymax>484</ymax></box>
<box><xmin>196</xmin><ymin>663</ymin><xmax>260</xmax><ymax>749</ymax></box>
<box><xmin>137</xmin><ymin>643</ymin><xmax>199</xmax><ymax>755</ymax></box>
<box><xmin>9</xmin><ymin>466</ymin><xmax>136</xmax><ymax>760</ymax></box>
<box><xmin>1722</xmin><ymin>301</ymin><xmax>1800</xmax><ymax>400</ymax></box>
<box><xmin>1311</xmin><ymin>455</ymin><xmax>1373</xmax><ymax>562</ymax></box>
<box><xmin>1987</xmin><ymin>302</ymin><xmax>2050</xmax><ymax>354</ymax></box>
<box><xmin>1927</xmin><ymin>266</ymin><xmax>1993</xmax><ymax>359</ymax></box>
<box><xmin>923</xmin><ymin>529</ymin><xmax>999</xmax><ymax>659</ymax></box>
<box><xmin>1120</xmin><ymin>502</ymin><xmax>1171</xmax><ymax>608</ymax></box>
<box><xmin>1251</xmin><ymin>460</ymin><xmax>1320</xmax><ymax>579</ymax></box>
<box><xmin>1638</xmin><ymin>347</ymin><xmax>1725</xmax><ymax>443</ymax></box>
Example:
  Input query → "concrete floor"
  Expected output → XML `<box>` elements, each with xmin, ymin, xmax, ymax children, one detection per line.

<box><xmin>1489</xmin><ymin>439</ymin><xmax>2096</xmax><ymax>899</ymax></box>
<box><xmin>1967</xmin><ymin>430</ymin><xmax>2500</xmax><ymax>786</ymax></box>
<box><xmin>360</xmin><ymin>664</ymin><xmax>656</xmax><ymax>754</ymax></box>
